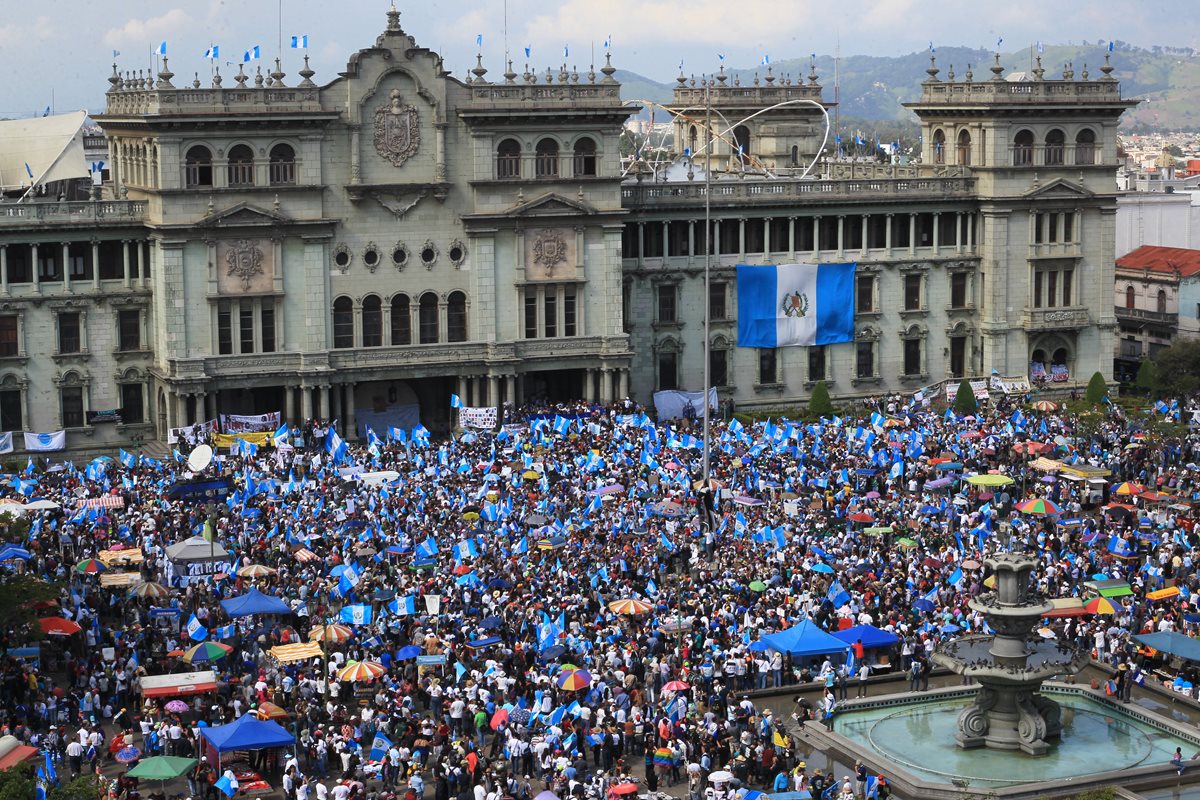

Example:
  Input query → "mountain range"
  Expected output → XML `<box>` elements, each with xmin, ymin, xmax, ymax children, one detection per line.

<box><xmin>616</xmin><ymin>41</ymin><xmax>1200</xmax><ymax>130</ymax></box>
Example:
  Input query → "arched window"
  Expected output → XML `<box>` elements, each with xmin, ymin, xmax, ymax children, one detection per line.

<box><xmin>573</xmin><ymin>137</ymin><xmax>597</xmax><ymax>177</ymax></box>
<box><xmin>1075</xmin><ymin>129</ymin><xmax>1097</xmax><ymax>165</ymax></box>
<box><xmin>184</xmin><ymin>145</ymin><xmax>213</xmax><ymax>188</ymax></box>
<box><xmin>733</xmin><ymin>125</ymin><xmax>751</xmax><ymax>165</ymax></box>
<box><xmin>497</xmin><ymin>139</ymin><xmax>521</xmax><ymax>179</ymax></box>
<box><xmin>933</xmin><ymin>129</ymin><xmax>946</xmax><ymax>164</ymax></box>
<box><xmin>1051</xmin><ymin>347</ymin><xmax>1068</xmax><ymax>367</ymax></box>
<box><xmin>391</xmin><ymin>294</ymin><xmax>411</xmax><ymax>345</ymax></box>
<box><xmin>227</xmin><ymin>144</ymin><xmax>255</xmax><ymax>187</ymax></box>
<box><xmin>1044</xmin><ymin>129</ymin><xmax>1065</xmax><ymax>166</ymax></box>
<box><xmin>790</xmin><ymin>145</ymin><xmax>799</xmax><ymax>166</ymax></box>
<box><xmin>418</xmin><ymin>292</ymin><xmax>439</xmax><ymax>344</ymax></box>
<box><xmin>362</xmin><ymin>295</ymin><xmax>382</xmax><ymax>347</ymax></box>
<box><xmin>332</xmin><ymin>296</ymin><xmax>354</xmax><ymax>349</ymax></box>
<box><xmin>688</xmin><ymin>125</ymin><xmax>698</xmax><ymax>156</ymax></box>
<box><xmin>535</xmin><ymin>138</ymin><xmax>559</xmax><ymax>178</ymax></box>
<box><xmin>1125</xmin><ymin>285</ymin><xmax>1136</xmax><ymax>309</ymax></box>
<box><xmin>269</xmin><ymin>143</ymin><xmax>296</xmax><ymax>185</ymax></box>
<box><xmin>447</xmin><ymin>291</ymin><xmax>467</xmax><ymax>343</ymax></box>
<box><xmin>1013</xmin><ymin>130</ymin><xmax>1034</xmax><ymax>166</ymax></box>
<box><xmin>956</xmin><ymin>130</ymin><xmax>971</xmax><ymax>166</ymax></box>
<box><xmin>1157</xmin><ymin>289</ymin><xmax>1167</xmax><ymax>314</ymax></box>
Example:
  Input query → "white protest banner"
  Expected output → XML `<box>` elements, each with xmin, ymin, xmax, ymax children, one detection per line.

<box><xmin>458</xmin><ymin>406</ymin><xmax>498</xmax><ymax>429</ymax></box>
<box><xmin>24</xmin><ymin>431</ymin><xmax>66</xmax><ymax>451</ymax></box>
<box><xmin>219</xmin><ymin>412</ymin><xmax>280</xmax><ymax>434</ymax></box>
<box><xmin>168</xmin><ymin>419</ymin><xmax>218</xmax><ymax>445</ymax></box>
<box><xmin>0</xmin><ymin>432</ymin><xmax>12</xmax><ymax>454</ymax></box>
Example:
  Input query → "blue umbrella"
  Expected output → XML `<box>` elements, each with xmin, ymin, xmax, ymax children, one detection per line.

<box><xmin>918</xmin><ymin>505</ymin><xmax>939</xmax><ymax>515</ymax></box>
<box><xmin>1091</xmin><ymin>573</ymin><xmax>1108</xmax><ymax>580</ymax></box>
<box><xmin>539</xmin><ymin>644</ymin><xmax>567</xmax><ymax>660</ymax></box>
<box><xmin>748</xmin><ymin>640</ymin><xmax>771</xmax><ymax>652</ymax></box>
<box><xmin>396</xmin><ymin>645</ymin><xmax>422</xmax><ymax>660</ymax></box>
<box><xmin>940</xmin><ymin>623</ymin><xmax>961</xmax><ymax>634</ymax></box>
<box><xmin>912</xmin><ymin>599</ymin><xmax>935</xmax><ymax>613</ymax></box>
<box><xmin>480</xmin><ymin>616</ymin><xmax>503</xmax><ymax>630</ymax></box>
<box><xmin>808</xmin><ymin>563</ymin><xmax>834</xmax><ymax>574</ymax></box>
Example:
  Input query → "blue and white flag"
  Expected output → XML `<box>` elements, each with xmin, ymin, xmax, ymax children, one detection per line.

<box><xmin>214</xmin><ymin>773</ymin><xmax>238</xmax><ymax>798</ymax></box>
<box><xmin>244</xmin><ymin>45</ymin><xmax>261</xmax><ymax>62</ymax></box>
<box><xmin>290</xmin><ymin>35</ymin><xmax>308</xmax><ymax>49</ymax></box>
<box><xmin>186</xmin><ymin>613</ymin><xmax>208</xmax><ymax>641</ymax></box>
<box><xmin>826</xmin><ymin>581</ymin><xmax>851</xmax><ymax>607</ymax></box>
<box><xmin>450</xmin><ymin>394</ymin><xmax>463</xmax><ymax>409</ymax></box>
<box><xmin>155</xmin><ymin>41</ymin><xmax>167</xmax><ymax>56</ymax></box>
<box><xmin>24</xmin><ymin>431</ymin><xmax>65</xmax><ymax>452</ymax></box>
<box><xmin>325</xmin><ymin>429</ymin><xmax>348</xmax><ymax>463</ymax></box>
<box><xmin>369</xmin><ymin>732</ymin><xmax>392</xmax><ymax>761</ymax></box>
<box><xmin>214</xmin><ymin>624</ymin><xmax>237</xmax><ymax>639</ymax></box>
<box><xmin>389</xmin><ymin>596</ymin><xmax>418</xmax><ymax>616</ymax></box>
<box><xmin>273</xmin><ymin>423</ymin><xmax>289</xmax><ymax>445</ymax></box>
<box><xmin>340</xmin><ymin>605</ymin><xmax>372</xmax><ymax>625</ymax></box>
<box><xmin>0</xmin><ymin>433</ymin><xmax>14</xmax><ymax>455</ymax></box>
<box><xmin>204</xmin><ymin>45</ymin><xmax>220</xmax><ymax>60</ymax></box>
<box><xmin>736</xmin><ymin>263</ymin><xmax>856</xmax><ymax>347</ymax></box>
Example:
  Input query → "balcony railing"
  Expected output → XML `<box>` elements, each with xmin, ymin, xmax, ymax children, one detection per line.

<box><xmin>1115</xmin><ymin>306</ymin><xmax>1179</xmax><ymax>325</ymax></box>
<box><xmin>1022</xmin><ymin>306</ymin><xmax>1090</xmax><ymax>330</ymax></box>
<box><xmin>0</xmin><ymin>200</ymin><xmax>146</xmax><ymax>227</ymax></box>
<box><xmin>622</xmin><ymin>175</ymin><xmax>976</xmax><ymax>208</ymax></box>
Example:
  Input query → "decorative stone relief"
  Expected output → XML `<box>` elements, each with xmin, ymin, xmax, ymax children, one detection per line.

<box><xmin>217</xmin><ymin>239</ymin><xmax>273</xmax><ymax>293</ymax></box>
<box><xmin>332</xmin><ymin>243</ymin><xmax>352</xmax><ymax>274</ymax></box>
<box><xmin>524</xmin><ymin>228</ymin><xmax>576</xmax><ymax>281</ymax></box>
<box><xmin>420</xmin><ymin>241</ymin><xmax>439</xmax><ymax>270</ymax></box>
<box><xmin>448</xmin><ymin>239</ymin><xmax>468</xmax><ymax>269</ymax></box>
<box><xmin>373</xmin><ymin>89</ymin><xmax>421</xmax><ymax>168</ymax></box>
<box><xmin>392</xmin><ymin>242</ymin><xmax>410</xmax><ymax>271</ymax></box>
<box><xmin>363</xmin><ymin>243</ymin><xmax>380</xmax><ymax>273</ymax></box>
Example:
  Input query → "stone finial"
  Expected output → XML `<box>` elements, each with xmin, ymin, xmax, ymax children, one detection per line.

<box><xmin>1100</xmin><ymin>52</ymin><xmax>1115</xmax><ymax>80</ymax></box>
<box><xmin>765</xmin><ymin>65</ymin><xmax>775</xmax><ymax>85</ymax></box>
<box><xmin>1081</xmin><ymin>63</ymin><xmax>1089</xmax><ymax>81</ymax></box>
<box><xmin>108</xmin><ymin>64</ymin><xmax>121</xmax><ymax>93</ymax></box>
<box><xmin>809</xmin><ymin>59</ymin><xmax>819</xmax><ymax>86</ymax></box>
<box><xmin>571</xmin><ymin>66</ymin><xmax>579</xmax><ymax>83</ymax></box>
<box><xmin>471</xmin><ymin>53</ymin><xmax>488</xmax><ymax>84</ymax></box>
<box><xmin>716</xmin><ymin>63</ymin><xmax>727</xmax><ymax>84</ymax></box>
<box><xmin>505</xmin><ymin>60</ymin><xmax>517</xmax><ymax>84</ymax></box>
<box><xmin>545</xmin><ymin>66</ymin><xmax>554</xmax><ymax>84</ymax></box>
<box><xmin>523</xmin><ymin>63</ymin><xmax>533</xmax><ymax>83</ymax></box>
<box><xmin>926</xmin><ymin>55</ymin><xmax>939</xmax><ymax>81</ymax></box>
<box><xmin>254</xmin><ymin>65</ymin><xmax>265</xmax><ymax>87</ymax></box>
<box><xmin>1033</xmin><ymin>55</ymin><xmax>1045</xmax><ymax>80</ymax></box>
<box><xmin>947</xmin><ymin>64</ymin><xmax>955</xmax><ymax>81</ymax></box>
<box><xmin>587</xmin><ymin>64</ymin><xmax>596</xmax><ymax>84</ymax></box>
<box><xmin>386</xmin><ymin>3</ymin><xmax>401</xmax><ymax>32</ymax></box>
<box><xmin>752</xmin><ymin>72</ymin><xmax>760</xmax><ymax>87</ymax></box>
<box><xmin>965</xmin><ymin>63</ymin><xmax>973</xmax><ymax>82</ymax></box>
<box><xmin>600</xmin><ymin>52</ymin><xmax>616</xmax><ymax>83</ymax></box>
<box><xmin>235</xmin><ymin>63</ymin><xmax>248</xmax><ymax>87</ymax></box>
<box><xmin>298</xmin><ymin>55</ymin><xmax>315</xmax><ymax>87</ymax></box>
<box><xmin>156</xmin><ymin>57</ymin><xmax>175</xmax><ymax>89</ymax></box>
<box><xmin>990</xmin><ymin>52</ymin><xmax>1004</xmax><ymax>80</ymax></box>
<box><xmin>677</xmin><ymin>67</ymin><xmax>687</xmax><ymax>86</ymax></box>
<box><xmin>193</xmin><ymin>72</ymin><xmax>201</xmax><ymax>89</ymax></box>
<box><xmin>212</xmin><ymin>66</ymin><xmax>223</xmax><ymax>88</ymax></box>
<box><xmin>1062</xmin><ymin>61</ymin><xmax>1074</xmax><ymax>80</ymax></box>
<box><xmin>271</xmin><ymin>58</ymin><xmax>286</xmax><ymax>87</ymax></box>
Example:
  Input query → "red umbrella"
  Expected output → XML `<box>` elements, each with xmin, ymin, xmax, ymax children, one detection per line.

<box><xmin>662</xmin><ymin>680</ymin><xmax>690</xmax><ymax>692</ymax></box>
<box><xmin>39</xmin><ymin>617</ymin><xmax>82</xmax><ymax>636</ymax></box>
<box><xmin>848</xmin><ymin>513</ymin><xmax>874</xmax><ymax>524</ymax></box>
<box><xmin>490</xmin><ymin>708</ymin><xmax>509</xmax><ymax>730</ymax></box>
<box><xmin>610</xmin><ymin>785</ymin><xmax>639</xmax><ymax>796</ymax></box>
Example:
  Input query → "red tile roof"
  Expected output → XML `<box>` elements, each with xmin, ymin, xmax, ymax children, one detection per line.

<box><xmin>1116</xmin><ymin>245</ymin><xmax>1200</xmax><ymax>277</ymax></box>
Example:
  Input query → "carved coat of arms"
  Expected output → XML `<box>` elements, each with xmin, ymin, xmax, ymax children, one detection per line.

<box><xmin>532</xmin><ymin>231</ymin><xmax>568</xmax><ymax>276</ymax></box>
<box><xmin>781</xmin><ymin>290</ymin><xmax>809</xmax><ymax>318</ymax></box>
<box><xmin>225</xmin><ymin>239</ymin><xmax>265</xmax><ymax>289</ymax></box>
<box><xmin>374</xmin><ymin>89</ymin><xmax>421</xmax><ymax>168</ymax></box>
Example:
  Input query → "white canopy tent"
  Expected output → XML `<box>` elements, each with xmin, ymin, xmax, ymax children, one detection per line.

<box><xmin>0</xmin><ymin>111</ymin><xmax>90</xmax><ymax>194</ymax></box>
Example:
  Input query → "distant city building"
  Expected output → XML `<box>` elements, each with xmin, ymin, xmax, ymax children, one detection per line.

<box><xmin>1111</xmin><ymin>245</ymin><xmax>1200</xmax><ymax>382</ymax></box>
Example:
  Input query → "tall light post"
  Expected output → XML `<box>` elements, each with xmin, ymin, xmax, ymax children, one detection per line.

<box><xmin>701</xmin><ymin>77</ymin><xmax>713</xmax><ymax>488</ymax></box>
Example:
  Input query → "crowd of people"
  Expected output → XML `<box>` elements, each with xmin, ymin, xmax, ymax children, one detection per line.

<box><xmin>2</xmin><ymin>389</ymin><xmax>1200</xmax><ymax>800</ymax></box>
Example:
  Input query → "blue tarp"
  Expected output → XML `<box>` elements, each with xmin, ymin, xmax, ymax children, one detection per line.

<box><xmin>832</xmin><ymin>624</ymin><xmax>899</xmax><ymax>650</ymax></box>
<box><xmin>760</xmin><ymin>619</ymin><xmax>850</xmax><ymax>658</ymax></box>
<box><xmin>200</xmin><ymin>713</ymin><xmax>294</xmax><ymax>752</ymax></box>
<box><xmin>219</xmin><ymin>587</ymin><xmax>292</xmax><ymax>618</ymax></box>
<box><xmin>1134</xmin><ymin>631</ymin><xmax>1200</xmax><ymax>663</ymax></box>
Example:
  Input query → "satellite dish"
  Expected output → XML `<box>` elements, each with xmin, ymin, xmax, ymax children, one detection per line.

<box><xmin>187</xmin><ymin>444</ymin><xmax>213</xmax><ymax>473</ymax></box>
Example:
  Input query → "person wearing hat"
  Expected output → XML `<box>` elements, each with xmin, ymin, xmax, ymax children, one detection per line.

<box><xmin>1114</xmin><ymin>662</ymin><xmax>1130</xmax><ymax>703</ymax></box>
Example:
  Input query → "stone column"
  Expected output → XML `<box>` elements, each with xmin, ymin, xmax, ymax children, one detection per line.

<box><xmin>932</xmin><ymin>213</ymin><xmax>941</xmax><ymax>256</ymax></box>
<box><xmin>91</xmin><ymin>241</ymin><xmax>101</xmax><ymax>291</ymax></box>
<box><xmin>909</xmin><ymin>214</ymin><xmax>917</xmax><ymax>257</ymax></box>
<box><xmin>194</xmin><ymin>392</ymin><xmax>207</xmax><ymax>425</ymax></box>
<box><xmin>600</xmin><ymin>369</ymin><xmax>613</xmax><ymax>404</ymax></box>
<box><xmin>122</xmin><ymin>240</ymin><xmax>132</xmax><ymax>288</ymax></box>
<box><xmin>505</xmin><ymin>375</ymin><xmax>516</xmax><ymax>405</ymax></box>
<box><xmin>300</xmin><ymin>385</ymin><xmax>313</xmax><ymax>421</ymax></box>
<box><xmin>175</xmin><ymin>393</ymin><xmax>188</xmax><ymax>431</ymax></box>
<box><xmin>30</xmin><ymin>244</ymin><xmax>40</xmax><ymax>294</ymax></box>
<box><xmin>330</xmin><ymin>385</ymin><xmax>342</xmax><ymax>430</ymax></box>
<box><xmin>687</xmin><ymin>220</ymin><xmax>696</xmax><ymax>266</ymax></box>
<box><xmin>345</xmin><ymin>383</ymin><xmax>356</xmax><ymax>439</ymax></box>
<box><xmin>662</xmin><ymin>221</ymin><xmax>670</xmax><ymax>260</ymax></box>
<box><xmin>738</xmin><ymin>218</ymin><xmax>746</xmax><ymax>258</ymax></box>
<box><xmin>61</xmin><ymin>243</ymin><xmax>72</xmax><ymax>293</ymax></box>
<box><xmin>787</xmin><ymin>217</ymin><xmax>797</xmax><ymax>260</ymax></box>
<box><xmin>836</xmin><ymin>216</ymin><xmax>845</xmax><ymax>258</ymax></box>
<box><xmin>317</xmin><ymin>385</ymin><xmax>330</xmax><ymax>421</ymax></box>
<box><xmin>885</xmin><ymin>214</ymin><xmax>894</xmax><ymax>257</ymax></box>
<box><xmin>487</xmin><ymin>374</ymin><xmax>499</xmax><ymax>407</ymax></box>
<box><xmin>956</xmin><ymin>212</ymin><xmax>965</xmax><ymax>254</ymax></box>
<box><xmin>617</xmin><ymin>369</ymin><xmax>629</xmax><ymax>400</ymax></box>
<box><xmin>284</xmin><ymin>385</ymin><xmax>295</xmax><ymax>424</ymax></box>
<box><xmin>860</xmin><ymin>215</ymin><xmax>869</xmax><ymax>257</ymax></box>
<box><xmin>637</xmin><ymin>223</ymin><xmax>645</xmax><ymax>268</ymax></box>
<box><xmin>585</xmin><ymin>369</ymin><xmax>597</xmax><ymax>402</ymax></box>
<box><xmin>0</xmin><ymin>246</ymin><xmax>8</xmax><ymax>296</ymax></box>
<box><xmin>763</xmin><ymin>218</ymin><xmax>772</xmax><ymax>262</ymax></box>
<box><xmin>812</xmin><ymin>217</ymin><xmax>820</xmax><ymax>257</ymax></box>
<box><xmin>205</xmin><ymin>393</ymin><xmax>217</xmax><ymax>422</ymax></box>
<box><xmin>457</xmin><ymin>376</ymin><xmax>468</xmax><ymax>404</ymax></box>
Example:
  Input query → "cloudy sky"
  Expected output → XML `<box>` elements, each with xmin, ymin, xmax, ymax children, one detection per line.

<box><xmin>3</xmin><ymin>0</ymin><xmax>1197</xmax><ymax>115</ymax></box>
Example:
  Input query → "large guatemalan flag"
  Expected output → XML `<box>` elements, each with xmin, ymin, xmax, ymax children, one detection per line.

<box><xmin>736</xmin><ymin>263</ymin><xmax>856</xmax><ymax>347</ymax></box>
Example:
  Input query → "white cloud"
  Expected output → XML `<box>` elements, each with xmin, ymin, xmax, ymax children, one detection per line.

<box><xmin>0</xmin><ymin>15</ymin><xmax>55</xmax><ymax>49</ymax></box>
<box><xmin>103</xmin><ymin>9</ymin><xmax>193</xmax><ymax>49</ymax></box>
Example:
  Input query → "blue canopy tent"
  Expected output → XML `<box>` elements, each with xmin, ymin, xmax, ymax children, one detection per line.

<box><xmin>1134</xmin><ymin>631</ymin><xmax>1200</xmax><ymax>663</ymax></box>
<box><xmin>219</xmin><ymin>587</ymin><xmax>292</xmax><ymax>618</ymax></box>
<box><xmin>200</xmin><ymin>713</ymin><xmax>294</xmax><ymax>767</ymax></box>
<box><xmin>832</xmin><ymin>624</ymin><xmax>899</xmax><ymax>650</ymax></box>
<box><xmin>759</xmin><ymin>620</ymin><xmax>850</xmax><ymax>659</ymax></box>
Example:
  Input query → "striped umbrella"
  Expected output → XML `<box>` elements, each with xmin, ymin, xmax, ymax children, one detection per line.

<box><xmin>182</xmin><ymin>641</ymin><xmax>233</xmax><ymax>665</ymax></box>
<box><xmin>1084</xmin><ymin>597</ymin><xmax>1118</xmax><ymax>615</ymax></box>
<box><xmin>556</xmin><ymin>668</ymin><xmax>592</xmax><ymax>691</ymax></box>
<box><xmin>608</xmin><ymin>598</ymin><xmax>653</xmax><ymax>615</ymax></box>
<box><xmin>256</xmin><ymin>701</ymin><xmax>289</xmax><ymax>720</ymax></box>
<box><xmin>1030</xmin><ymin>400</ymin><xmax>1057</xmax><ymax>411</ymax></box>
<box><xmin>337</xmin><ymin>660</ymin><xmax>387</xmax><ymax>682</ymax></box>
<box><xmin>75</xmin><ymin>558</ymin><xmax>106</xmax><ymax>574</ymax></box>
<box><xmin>1113</xmin><ymin>482</ymin><xmax>1146</xmax><ymax>497</ymax></box>
<box><xmin>308</xmin><ymin>624</ymin><xmax>353</xmax><ymax>643</ymax></box>
<box><xmin>1017</xmin><ymin>498</ymin><xmax>1061</xmax><ymax>516</ymax></box>
<box><xmin>131</xmin><ymin>582</ymin><xmax>171</xmax><ymax>600</ymax></box>
<box><xmin>238</xmin><ymin>564</ymin><xmax>278</xmax><ymax>578</ymax></box>
<box><xmin>653</xmin><ymin>747</ymin><xmax>675</xmax><ymax>767</ymax></box>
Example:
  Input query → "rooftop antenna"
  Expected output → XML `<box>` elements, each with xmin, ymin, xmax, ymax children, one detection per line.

<box><xmin>834</xmin><ymin>29</ymin><xmax>841</xmax><ymax>153</ymax></box>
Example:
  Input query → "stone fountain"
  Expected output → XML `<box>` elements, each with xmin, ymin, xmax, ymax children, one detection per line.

<box><xmin>932</xmin><ymin>553</ymin><xmax>1091</xmax><ymax>755</ymax></box>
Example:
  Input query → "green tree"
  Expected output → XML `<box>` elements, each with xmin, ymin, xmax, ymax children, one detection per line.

<box><xmin>808</xmin><ymin>380</ymin><xmax>834</xmax><ymax>417</ymax></box>
<box><xmin>953</xmin><ymin>379</ymin><xmax>977</xmax><ymax>415</ymax></box>
<box><xmin>1085</xmin><ymin>371</ymin><xmax>1108</xmax><ymax>405</ymax></box>
<box><xmin>1153</xmin><ymin>339</ymin><xmax>1200</xmax><ymax>397</ymax></box>
<box><xmin>1134</xmin><ymin>358</ymin><xmax>1158</xmax><ymax>394</ymax></box>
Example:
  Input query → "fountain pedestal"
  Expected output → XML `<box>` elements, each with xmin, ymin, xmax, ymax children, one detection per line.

<box><xmin>933</xmin><ymin>553</ymin><xmax>1089</xmax><ymax>756</ymax></box>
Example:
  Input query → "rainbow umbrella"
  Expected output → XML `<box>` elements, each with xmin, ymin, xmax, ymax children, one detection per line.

<box><xmin>557</xmin><ymin>668</ymin><xmax>592</xmax><ymax>690</ymax></box>
<box><xmin>1084</xmin><ymin>597</ymin><xmax>1118</xmax><ymax>615</ymax></box>
<box><xmin>608</xmin><ymin>598</ymin><xmax>653</xmax><ymax>615</ymax></box>
<box><xmin>131</xmin><ymin>582</ymin><xmax>171</xmax><ymax>600</ymax></box>
<box><xmin>653</xmin><ymin>747</ymin><xmax>675</xmax><ymax>767</ymax></box>
<box><xmin>75</xmin><ymin>558</ymin><xmax>106</xmax><ymax>574</ymax></box>
<box><xmin>238</xmin><ymin>564</ymin><xmax>277</xmax><ymax>578</ymax></box>
<box><xmin>308</xmin><ymin>624</ymin><xmax>353</xmax><ymax>643</ymax></box>
<box><xmin>182</xmin><ymin>641</ymin><xmax>232</xmax><ymax>665</ymax></box>
<box><xmin>1017</xmin><ymin>498</ymin><xmax>1061</xmax><ymax>516</ymax></box>
<box><xmin>337</xmin><ymin>660</ymin><xmax>387</xmax><ymax>682</ymax></box>
<box><xmin>1113</xmin><ymin>482</ymin><xmax>1146</xmax><ymax>497</ymax></box>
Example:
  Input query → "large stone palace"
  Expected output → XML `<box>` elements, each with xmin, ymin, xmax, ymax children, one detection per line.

<box><xmin>0</xmin><ymin>9</ymin><xmax>1135</xmax><ymax>453</ymax></box>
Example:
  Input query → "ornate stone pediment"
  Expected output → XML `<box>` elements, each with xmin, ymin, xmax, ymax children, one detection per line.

<box><xmin>1022</xmin><ymin>178</ymin><xmax>1094</xmax><ymax>200</ymax></box>
<box><xmin>507</xmin><ymin>193</ymin><xmax>597</xmax><ymax>219</ymax></box>
<box><xmin>197</xmin><ymin>202</ymin><xmax>290</xmax><ymax>229</ymax></box>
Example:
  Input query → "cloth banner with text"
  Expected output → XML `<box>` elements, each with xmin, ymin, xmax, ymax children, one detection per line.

<box><xmin>219</xmin><ymin>412</ymin><xmax>281</xmax><ymax>434</ymax></box>
<box><xmin>458</xmin><ymin>406</ymin><xmax>498</xmax><ymax>429</ymax></box>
